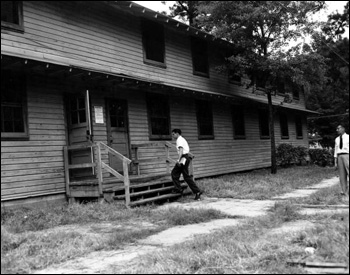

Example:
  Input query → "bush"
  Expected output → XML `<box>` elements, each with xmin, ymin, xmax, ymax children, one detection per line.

<box><xmin>309</xmin><ymin>148</ymin><xmax>334</xmax><ymax>167</ymax></box>
<box><xmin>276</xmin><ymin>144</ymin><xmax>308</xmax><ymax>167</ymax></box>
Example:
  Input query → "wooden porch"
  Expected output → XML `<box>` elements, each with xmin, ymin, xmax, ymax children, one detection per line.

<box><xmin>63</xmin><ymin>141</ymin><xmax>194</xmax><ymax>207</ymax></box>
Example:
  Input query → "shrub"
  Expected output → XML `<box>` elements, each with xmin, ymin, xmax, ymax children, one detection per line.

<box><xmin>309</xmin><ymin>148</ymin><xmax>334</xmax><ymax>167</ymax></box>
<box><xmin>276</xmin><ymin>144</ymin><xmax>308</xmax><ymax>167</ymax></box>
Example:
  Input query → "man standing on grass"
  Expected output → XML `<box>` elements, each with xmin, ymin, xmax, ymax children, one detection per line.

<box><xmin>334</xmin><ymin>124</ymin><xmax>349</xmax><ymax>196</ymax></box>
<box><xmin>171</xmin><ymin>129</ymin><xmax>203</xmax><ymax>200</ymax></box>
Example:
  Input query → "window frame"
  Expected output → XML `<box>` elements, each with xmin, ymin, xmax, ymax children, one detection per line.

<box><xmin>279</xmin><ymin>112</ymin><xmax>289</xmax><ymax>139</ymax></box>
<box><xmin>146</xmin><ymin>94</ymin><xmax>171</xmax><ymax>140</ymax></box>
<box><xmin>196</xmin><ymin>100</ymin><xmax>214</xmax><ymax>140</ymax></box>
<box><xmin>232</xmin><ymin>105</ymin><xmax>246</xmax><ymax>139</ymax></box>
<box><xmin>1</xmin><ymin>1</ymin><xmax>24</xmax><ymax>32</ymax></box>
<box><xmin>1</xmin><ymin>69</ymin><xmax>29</xmax><ymax>140</ymax></box>
<box><xmin>141</xmin><ymin>19</ymin><xmax>166</xmax><ymax>68</ymax></box>
<box><xmin>191</xmin><ymin>37</ymin><xmax>209</xmax><ymax>77</ymax></box>
<box><xmin>258</xmin><ymin>109</ymin><xmax>270</xmax><ymax>139</ymax></box>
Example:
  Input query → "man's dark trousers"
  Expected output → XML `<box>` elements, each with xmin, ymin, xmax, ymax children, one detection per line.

<box><xmin>171</xmin><ymin>155</ymin><xmax>200</xmax><ymax>194</ymax></box>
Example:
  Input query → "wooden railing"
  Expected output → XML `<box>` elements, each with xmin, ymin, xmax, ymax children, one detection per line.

<box><xmin>131</xmin><ymin>141</ymin><xmax>195</xmax><ymax>177</ymax></box>
<box><xmin>64</xmin><ymin>142</ymin><xmax>132</xmax><ymax>206</ymax></box>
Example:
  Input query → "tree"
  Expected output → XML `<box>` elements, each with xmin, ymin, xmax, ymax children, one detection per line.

<box><xmin>307</xmin><ymin>2</ymin><xmax>349</xmax><ymax>147</ymax></box>
<box><xmin>168</xmin><ymin>1</ymin><xmax>328</xmax><ymax>173</ymax></box>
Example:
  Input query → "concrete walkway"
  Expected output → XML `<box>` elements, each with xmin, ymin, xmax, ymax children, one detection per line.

<box><xmin>34</xmin><ymin>176</ymin><xmax>348</xmax><ymax>274</ymax></box>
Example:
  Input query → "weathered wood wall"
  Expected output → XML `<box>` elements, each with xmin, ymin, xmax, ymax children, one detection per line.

<box><xmin>1</xmin><ymin>1</ymin><xmax>309</xmax><ymax>205</ymax></box>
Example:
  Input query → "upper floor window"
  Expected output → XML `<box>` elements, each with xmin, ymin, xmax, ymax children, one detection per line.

<box><xmin>232</xmin><ymin>106</ymin><xmax>245</xmax><ymax>139</ymax></box>
<box><xmin>258</xmin><ymin>109</ymin><xmax>270</xmax><ymax>139</ymax></box>
<box><xmin>1</xmin><ymin>69</ymin><xmax>28</xmax><ymax>140</ymax></box>
<box><xmin>142</xmin><ymin>20</ymin><xmax>166</xmax><ymax>68</ymax></box>
<box><xmin>1</xmin><ymin>1</ymin><xmax>23</xmax><ymax>32</ymax></box>
<box><xmin>147</xmin><ymin>94</ymin><xmax>171</xmax><ymax>140</ymax></box>
<box><xmin>196</xmin><ymin>100</ymin><xmax>214</xmax><ymax>139</ymax></box>
<box><xmin>191</xmin><ymin>37</ymin><xmax>209</xmax><ymax>77</ymax></box>
<box><xmin>228</xmin><ymin>69</ymin><xmax>242</xmax><ymax>85</ymax></box>
<box><xmin>292</xmin><ymin>86</ymin><xmax>300</xmax><ymax>100</ymax></box>
<box><xmin>279</xmin><ymin>113</ymin><xmax>289</xmax><ymax>139</ymax></box>
<box><xmin>295</xmin><ymin>115</ymin><xmax>303</xmax><ymax>139</ymax></box>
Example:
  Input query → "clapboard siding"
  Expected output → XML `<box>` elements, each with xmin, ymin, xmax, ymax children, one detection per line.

<box><xmin>2</xmin><ymin>2</ymin><xmax>306</xmax><ymax>107</ymax></box>
<box><xmin>1</xmin><ymin>1</ymin><xmax>310</xmax><ymax>205</ymax></box>
<box><xmin>1</xmin><ymin>77</ymin><xmax>67</xmax><ymax>201</ymax></box>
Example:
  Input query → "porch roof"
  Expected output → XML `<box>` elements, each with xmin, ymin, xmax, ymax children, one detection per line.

<box><xmin>1</xmin><ymin>51</ymin><xmax>318</xmax><ymax>115</ymax></box>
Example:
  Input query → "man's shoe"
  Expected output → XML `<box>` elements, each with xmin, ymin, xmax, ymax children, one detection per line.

<box><xmin>194</xmin><ymin>192</ymin><xmax>202</xmax><ymax>201</ymax></box>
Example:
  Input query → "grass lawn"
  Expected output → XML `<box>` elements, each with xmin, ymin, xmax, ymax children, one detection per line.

<box><xmin>1</xmin><ymin>165</ymin><xmax>348</xmax><ymax>274</ymax></box>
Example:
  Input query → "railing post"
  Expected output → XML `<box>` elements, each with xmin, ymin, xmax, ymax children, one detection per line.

<box><xmin>123</xmin><ymin>160</ymin><xmax>130</xmax><ymax>207</ymax></box>
<box><xmin>96</xmin><ymin>142</ymin><xmax>103</xmax><ymax>197</ymax></box>
<box><xmin>134</xmin><ymin>146</ymin><xmax>140</xmax><ymax>176</ymax></box>
<box><xmin>165</xmin><ymin>144</ymin><xmax>170</xmax><ymax>174</ymax></box>
<box><xmin>63</xmin><ymin>146</ymin><xmax>71</xmax><ymax>199</ymax></box>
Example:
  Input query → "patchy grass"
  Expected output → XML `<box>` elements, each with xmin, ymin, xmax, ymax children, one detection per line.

<box><xmin>115</xmin><ymin>209</ymin><xmax>348</xmax><ymax>274</ymax></box>
<box><xmin>1</xmin><ymin>165</ymin><xmax>344</xmax><ymax>274</ymax></box>
<box><xmin>1</xmin><ymin>202</ymin><xmax>228</xmax><ymax>274</ymax></box>
<box><xmin>289</xmin><ymin>184</ymin><xmax>349</xmax><ymax>206</ymax></box>
<box><xmin>194</xmin><ymin>165</ymin><xmax>337</xmax><ymax>200</ymax></box>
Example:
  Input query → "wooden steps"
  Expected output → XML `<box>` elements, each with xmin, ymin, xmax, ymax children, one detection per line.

<box><xmin>68</xmin><ymin>173</ymin><xmax>191</xmax><ymax>206</ymax></box>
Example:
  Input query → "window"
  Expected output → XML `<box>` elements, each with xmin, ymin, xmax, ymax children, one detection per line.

<box><xmin>196</xmin><ymin>100</ymin><xmax>214</xmax><ymax>139</ymax></box>
<box><xmin>147</xmin><ymin>94</ymin><xmax>171</xmax><ymax>140</ymax></box>
<box><xmin>232</xmin><ymin>106</ymin><xmax>245</xmax><ymax>139</ymax></box>
<box><xmin>142</xmin><ymin>19</ymin><xmax>165</xmax><ymax>67</ymax></box>
<box><xmin>295</xmin><ymin>115</ymin><xmax>303</xmax><ymax>139</ymax></box>
<box><xmin>279</xmin><ymin>113</ymin><xmax>289</xmax><ymax>139</ymax></box>
<box><xmin>1</xmin><ymin>1</ymin><xmax>23</xmax><ymax>31</ymax></box>
<box><xmin>292</xmin><ymin>86</ymin><xmax>300</xmax><ymax>100</ymax></box>
<box><xmin>258</xmin><ymin>109</ymin><xmax>270</xmax><ymax>139</ymax></box>
<box><xmin>68</xmin><ymin>96</ymin><xmax>87</xmax><ymax>125</ymax></box>
<box><xmin>1</xmin><ymin>69</ymin><xmax>28</xmax><ymax>140</ymax></box>
<box><xmin>228</xmin><ymin>69</ymin><xmax>241</xmax><ymax>84</ymax></box>
<box><xmin>191</xmin><ymin>37</ymin><xmax>209</xmax><ymax>77</ymax></box>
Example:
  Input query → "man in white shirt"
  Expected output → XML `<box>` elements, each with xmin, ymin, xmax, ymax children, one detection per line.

<box><xmin>334</xmin><ymin>124</ymin><xmax>349</xmax><ymax>196</ymax></box>
<box><xmin>171</xmin><ymin>129</ymin><xmax>202</xmax><ymax>200</ymax></box>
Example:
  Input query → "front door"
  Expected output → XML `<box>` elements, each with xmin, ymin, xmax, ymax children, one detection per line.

<box><xmin>66</xmin><ymin>92</ymin><xmax>94</xmax><ymax>179</ymax></box>
<box><xmin>106</xmin><ymin>99</ymin><xmax>130</xmax><ymax>174</ymax></box>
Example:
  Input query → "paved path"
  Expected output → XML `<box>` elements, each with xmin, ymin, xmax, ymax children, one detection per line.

<box><xmin>34</xmin><ymin>176</ymin><xmax>348</xmax><ymax>274</ymax></box>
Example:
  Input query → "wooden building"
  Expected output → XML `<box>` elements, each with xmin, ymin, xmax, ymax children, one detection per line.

<box><xmin>1</xmin><ymin>1</ymin><xmax>317</xmax><ymax>207</ymax></box>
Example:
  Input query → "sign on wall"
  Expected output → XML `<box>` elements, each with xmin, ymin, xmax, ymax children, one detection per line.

<box><xmin>94</xmin><ymin>106</ymin><xmax>104</xmax><ymax>124</ymax></box>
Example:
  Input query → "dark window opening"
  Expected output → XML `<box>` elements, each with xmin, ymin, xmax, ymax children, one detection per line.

<box><xmin>69</xmin><ymin>96</ymin><xmax>86</xmax><ymax>125</ymax></box>
<box><xmin>279</xmin><ymin>113</ymin><xmax>289</xmax><ymax>139</ymax></box>
<box><xmin>196</xmin><ymin>100</ymin><xmax>214</xmax><ymax>139</ymax></box>
<box><xmin>191</xmin><ymin>37</ymin><xmax>209</xmax><ymax>77</ymax></box>
<box><xmin>109</xmin><ymin>100</ymin><xmax>127</xmax><ymax>129</ymax></box>
<box><xmin>229</xmin><ymin>69</ymin><xmax>241</xmax><ymax>84</ymax></box>
<box><xmin>259</xmin><ymin>109</ymin><xmax>270</xmax><ymax>139</ymax></box>
<box><xmin>1</xmin><ymin>69</ymin><xmax>28</xmax><ymax>140</ymax></box>
<box><xmin>1</xmin><ymin>1</ymin><xmax>23</xmax><ymax>31</ymax></box>
<box><xmin>147</xmin><ymin>94</ymin><xmax>171</xmax><ymax>140</ymax></box>
<box><xmin>142</xmin><ymin>20</ymin><xmax>165</xmax><ymax>67</ymax></box>
<box><xmin>232</xmin><ymin>106</ymin><xmax>245</xmax><ymax>139</ymax></box>
<box><xmin>295</xmin><ymin>115</ymin><xmax>303</xmax><ymax>139</ymax></box>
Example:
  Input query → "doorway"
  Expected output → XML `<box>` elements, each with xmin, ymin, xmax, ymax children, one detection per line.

<box><xmin>106</xmin><ymin>99</ymin><xmax>130</xmax><ymax>174</ymax></box>
<box><xmin>66</xmin><ymin>92</ymin><xmax>94</xmax><ymax>179</ymax></box>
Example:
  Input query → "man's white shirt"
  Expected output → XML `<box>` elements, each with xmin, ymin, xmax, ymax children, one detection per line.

<box><xmin>334</xmin><ymin>133</ymin><xmax>349</xmax><ymax>157</ymax></box>
<box><xmin>176</xmin><ymin>135</ymin><xmax>190</xmax><ymax>155</ymax></box>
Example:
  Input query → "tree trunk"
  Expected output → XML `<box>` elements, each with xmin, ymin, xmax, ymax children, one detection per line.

<box><xmin>267</xmin><ymin>91</ymin><xmax>277</xmax><ymax>174</ymax></box>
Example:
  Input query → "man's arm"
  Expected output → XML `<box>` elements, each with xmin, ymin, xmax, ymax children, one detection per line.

<box><xmin>178</xmin><ymin>147</ymin><xmax>184</xmax><ymax>162</ymax></box>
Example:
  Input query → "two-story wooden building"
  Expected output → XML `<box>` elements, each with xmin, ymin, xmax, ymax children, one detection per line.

<box><xmin>1</xmin><ymin>1</ymin><xmax>317</xmax><ymax>207</ymax></box>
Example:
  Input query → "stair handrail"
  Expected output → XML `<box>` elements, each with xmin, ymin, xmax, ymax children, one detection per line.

<box><xmin>96</xmin><ymin>142</ymin><xmax>132</xmax><ymax>206</ymax></box>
